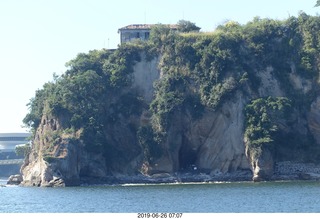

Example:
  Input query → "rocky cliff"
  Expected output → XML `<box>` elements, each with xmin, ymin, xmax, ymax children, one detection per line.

<box><xmin>20</xmin><ymin>14</ymin><xmax>320</xmax><ymax>186</ymax></box>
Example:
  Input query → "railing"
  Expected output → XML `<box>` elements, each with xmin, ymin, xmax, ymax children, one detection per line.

<box><xmin>0</xmin><ymin>159</ymin><xmax>24</xmax><ymax>165</ymax></box>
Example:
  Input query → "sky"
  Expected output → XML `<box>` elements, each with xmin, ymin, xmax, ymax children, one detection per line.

<box><xmin>0</xmin><ymin>0</ymin><xmax>319</xmax><ymax>133</ymax></box>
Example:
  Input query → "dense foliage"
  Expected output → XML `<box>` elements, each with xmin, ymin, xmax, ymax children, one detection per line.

<box><xmin>177</xmin><ymin>20</ymin><xmax>201</xmax><ymax>33</ymax></box>
<box><xmin>149</xmin><ymin>14</ymin><xmax>320</xmax><ymax>143</ymax></box>
<box><xmin>24</xmin><ymin>14</ymin><xmax>320</xmax><ymax>165</ymax></box>
<box><xmin>24</xmin><ymin>45</ymin><xmax>145</xmax><ymax>154</ymax></box>
<box><xmin>244</xmin><ymin>97</ymin><xmax>291</xmax><ymax>156</ymax></box>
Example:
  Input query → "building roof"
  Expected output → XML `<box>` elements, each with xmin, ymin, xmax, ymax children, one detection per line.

<box><xmin>118</xmin><ymin>24</ymin><xmax>178</xmax><ymax>32</ymax></box>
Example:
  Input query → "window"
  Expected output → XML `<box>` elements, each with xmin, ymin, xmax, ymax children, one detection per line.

<box><xmin>145</xmin><ymin>32</ymin><xmax>150</xmax><ymax>40</ymax></box>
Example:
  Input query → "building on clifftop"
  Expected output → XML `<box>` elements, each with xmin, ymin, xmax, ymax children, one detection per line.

<box><xmin>118</xmin><ymin>24</ymin><xmax>178</xmax><ymax>44</ymax></box>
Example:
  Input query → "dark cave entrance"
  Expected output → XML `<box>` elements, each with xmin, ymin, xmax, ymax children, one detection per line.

<box><xmin>178</xmin><ymin>144</ymin><xmax>198</xmax><ymax>171</ymax></box>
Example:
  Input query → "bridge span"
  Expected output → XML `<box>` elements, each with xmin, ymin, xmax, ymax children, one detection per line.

<box><xmin>0</xmin><ymin>133</ymin><xmax>31</xmax><ymax>152</ymax></box>
<box><xmin>0</xmin><ymin>133</ymin><xmax>30</xmax><ymax>176</ymax></box>
<box><xmin>0</xmin><ymin>159</ymin><xmax>24</xmax><ymax>165</ymax></box>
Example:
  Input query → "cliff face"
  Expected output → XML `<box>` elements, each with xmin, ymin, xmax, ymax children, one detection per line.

<box><xmin>21</xmin><ymin>55</ymin><xmax>161</xmax><ymax>187</ymax></box>
<box><xmin>148</xmin><ymin>91</ymin><xmax>250</xmax><ymax>175</ymax></box>
<box><xmin>21</xmin><ymin>57</ymin><xmax>320</xmax><ymax>186</ymax></box>
<box><xmin>308</xmin><ymin>97</ymin><xmax>320</xmax><ymax>144</ymax></box>
<box><xmin>21</xmin><ymin>114</ymin><xmax>83</xmax><ymax>186</ymax></box>
<box><xmin>149</xmin><ymin>65</ymin><xmax>319</xmax><ymax>182</ymax></box>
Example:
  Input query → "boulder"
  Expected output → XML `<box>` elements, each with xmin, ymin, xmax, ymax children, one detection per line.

<box><xmin>7</xmin><ymin>174</ymin><xmax>23</xmax><ymax>185</ymax></box>
<box><xmin>251</xmin><ymin>149</ymin><xmax>274</xmax><ymax>182</ymax></box>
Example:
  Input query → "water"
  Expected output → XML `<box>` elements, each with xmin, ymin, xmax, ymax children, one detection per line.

<box><xmin>0</xmin><ymin>178</ymin><xmax>320</xmax><ymax>213</ymax></box>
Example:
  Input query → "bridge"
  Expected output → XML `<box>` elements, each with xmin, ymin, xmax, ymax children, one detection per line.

<box><xmin>0</xmin><ymin>159</ymin><xmax>24</xmax><ymax>165</ymax></box>
<box><xmin>0</xmin><ymin>133</ymin><xmax>31</xmax><ymax>152</ymax></box>
<box><xmin>0</xmin><ymin>133</ymin><xmax>31</xmax><ymax>175</ymax></box>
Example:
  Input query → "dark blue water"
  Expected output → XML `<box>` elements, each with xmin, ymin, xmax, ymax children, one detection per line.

<box><xmin>0</xmin><ymin>179</ymin><xmax>320</xmax><ymax>213</ymax></box>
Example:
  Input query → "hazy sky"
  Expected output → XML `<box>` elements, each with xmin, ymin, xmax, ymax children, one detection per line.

<box><xmin>0</xmin><ymin>0</ymin><xmax>318</xmax><ymax>133</ymax></box>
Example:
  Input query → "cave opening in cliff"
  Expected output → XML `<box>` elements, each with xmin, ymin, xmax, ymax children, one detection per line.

<box><xmin>178</xmin><ymin>146</ymin><xmax>198</xmax><ymax>171</ymax></box>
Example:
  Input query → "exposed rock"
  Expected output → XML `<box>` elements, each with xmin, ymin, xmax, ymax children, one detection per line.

<box><xmin>20</xmin><ymin>102</ymin><xmax>142</xmax><ymax>187</ymax></box>
<box><xmin>7</xmin><ymin>174</ymin><xmax>23</xmax><ymax>185</ymax></box>
<box><xmin>289</xmin><ymin>64</ymin><xmax>312</xmax><ymax>94</ymax></box>
<box><xmin>21</xmin><ymin>114</ymin><xmax>83</xmax><ymax>187</ymax></box>
<box><xmin>132</xmin><ymin>55</ymin><xmax>160</xmax><ymax>103</ymax></box>
<box><xmin>193</xmin><ymin>92</ymin><xmax>250</xmax><ymax>173</ymax></box>
<box><xmin>251</xmin><ymin>149</ymin><xmax>274</xmax><ymax>182</ymax></box>
<box><xmin>307</xmin><ymin>96</ymin><xmax>320</xmax><ymax>145</ymax></box>
<box><xmin>47</xmin><ymin>177</ymin><xmax>65</xmax><ymax>187</ymax></box>
<box><xmin>148</xmin><ymin>90</ymin><xmax>251</xmax><ymax>177</ymax></box>
<box><xmin>298</xmin><ymin>172</ymin><xmax>312</xmax><ymax>180</ymax></box>
<box><xmin>20</xmin><ymin>157</ymin><xmax>48</xmax><ymax>187</ymax></box>
<box><xmin>304</xmin><ymin>172</ymin><xmax>320</xmax><ymax>180</ymax></box>
<box><xmin>257</xmin><ymin>66</ymin><xmax>284</xmax><ymax>97</ymax></box>
<box><xmin>273</xmin><ymin>161</ymin><xmax>320</xmax><ymax>181</ymax></box>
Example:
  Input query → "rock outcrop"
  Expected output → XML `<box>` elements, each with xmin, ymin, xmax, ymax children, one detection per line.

<box><xmin>148</xmin><ymin>91</ymin><xmax>250</xmax><ymax>175</ymax></box>
<box><xmin>20</xmin><ymin>115</ymin><xmax>80</xmax><ymax>186</ymax></box>
<box><xmin>307</xmin><ymin>97</ymin><xmax>320</xmax><ymax>145</ymax></box>
<box><xmin>20</xmin><ymin>113</ymin><xmax>112</xmax><ymax>186</ymax></box>
<box><xmin>20</xmin><ymin>53</ymin><xmax>320</xmax><ymax>186</ymax></box>
<box><xmin>248</xmin><ymin>148</ymin><xmax>274</xmax><ymax>182</ymax></box>
<box><xmin>7</xmin><ymin>174</ymin><xmax>23</xmax><ymax>185</ymax></box>
<box><xmin>20</xmin><ymin>15</ymin><xmax>320</xmax><ymax>185</ymax></box>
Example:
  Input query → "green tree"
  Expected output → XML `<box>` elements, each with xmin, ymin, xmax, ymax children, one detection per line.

<box><xmin>177</xmin><ymin>20</ymin><xmax>201</xmax><ymax>32</ymax></box>
<box><xmin>316</xmin><ymin>0</ymin><xmax>320</xmax><ymax>7</ymax></box>
<box><xmin>244</xmin><ymin>97</ymin><xmax>291</xmax><ymax>151</ymax></box>
<box><xmin>15</xmin><ymin>144</ymin><xmax>31</xmax><ymax>157</ymax></box>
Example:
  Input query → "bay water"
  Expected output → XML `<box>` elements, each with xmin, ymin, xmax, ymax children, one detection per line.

<box><xmin>1</xmin><ymin>177</ymin><xmax>320</xmax><ymax>213</ymax></box>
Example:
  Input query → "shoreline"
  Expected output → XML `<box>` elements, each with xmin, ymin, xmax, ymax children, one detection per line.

<box><xmin>79</xmin><ymin>177</ymin><xmax>320</xmax><ymax>188</ymax></box>
<box><xmin>78</xmin><ymin>161</ymin><xmax>320</xmax><ymax>187</ymax></box>
<box><xmin>4</xmin><ymin>161</ymin><xmax>320</xmax><ymax>187</ymax></box>
<box><xmin>79</xmin><ymin>170</ymin><xmax>320</xmax><ymax>187</ymax></box>
<box><xmin>2</xmin><ymin>178</ymin><xmax>319</xmax><ymax>188</ymax></box>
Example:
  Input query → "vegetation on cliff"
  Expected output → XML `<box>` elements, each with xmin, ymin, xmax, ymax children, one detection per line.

<box><xmin>23</xmin><ymin>13</ymin><xmax>320</xmax><ymax>174</ymax></box>
<box><xmin>244</xmin><ymin>97</ymin><xmax>291</xmax><ymax>158</ymax></box>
